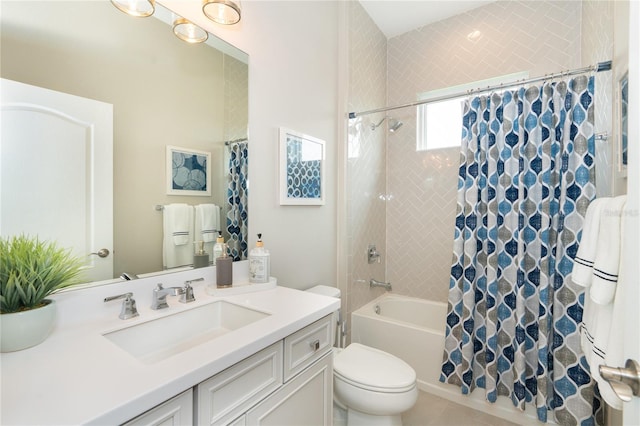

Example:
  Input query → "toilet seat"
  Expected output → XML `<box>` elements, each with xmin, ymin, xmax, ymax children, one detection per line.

<box><xmin>333</xmin><ymin>343</ymin><xmax>416</xmax><ymax>393</ymax></box>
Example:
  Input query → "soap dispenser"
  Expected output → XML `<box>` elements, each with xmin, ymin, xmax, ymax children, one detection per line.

<box><xmin>193</xmin><ymin>241</ymin><xmax>209</xmax><ymax>268</ymax></box>
<box><xmin>216</xmin><ymin>244</ymin><xmax>233</xmax><ymax>288</ymax></box>
<box><xmin>249</xmin><ymin>233</ymin><xmax>270</xmax><ymax>284</ymax></box>
<box><xmin>213</xmin><ymin>231</ymin><xmax>225</xmax><ymax>265</ymax></box>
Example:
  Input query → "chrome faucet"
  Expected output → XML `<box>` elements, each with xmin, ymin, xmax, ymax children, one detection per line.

<box><xmin>120</xmin><ymin>272</ymin><xmax>138</xmax><ymax>281</ymax></box>
<box><xmin>104</xmin><ymin>292</ymin><xmax>139</xmax><ymax>319</ymax></box>
<box><xmin>151</xmin><ymin>283</ymin><xmax>185</xmax><ymax>310</ymax></box>
<box><xmin>370</xmin><ymin>278</ymin><xmax>392</xmax><ymax>291</ymax></box>
<box><xmin>180</xmin><ymin>278</ymin><xmax>204</xmax><ymax>303</ymax></box>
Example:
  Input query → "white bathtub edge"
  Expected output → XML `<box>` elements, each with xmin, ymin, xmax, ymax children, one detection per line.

<box><xmin>416</xmin><ymin>380</ymin><xmax>557</xmax><ymax>426</ymax></box>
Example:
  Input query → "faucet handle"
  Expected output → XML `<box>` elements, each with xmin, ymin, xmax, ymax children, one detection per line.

<box><xmin>104</xmin><ymin>292</ymin><xmax>139</xmax><ymax>320</ymax></box>
<box><xmin>180</xmin><ymin>278</ymin><xmax>204</xmax><ymax>303</ymax></box>
<box><xmin>180</xmin><ymin>280</ymin><xmax>200</xmax><ymax>304</ymax></box>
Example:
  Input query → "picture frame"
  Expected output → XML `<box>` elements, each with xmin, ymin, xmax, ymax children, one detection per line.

<box><xmin>166</xmin><ymin>145</ymin><xmax>211</xmax><ymax>196</ymax></box>
<box><xmin>279</xmin><ymin>127</ymin><xmax>325</xmax><ymax>205</ymax></box>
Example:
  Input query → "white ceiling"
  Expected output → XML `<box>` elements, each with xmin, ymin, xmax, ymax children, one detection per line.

<box><xmin>358</xmin><ymin>0</ymin><xmax>495</xmax><ymax>39</ymax></box>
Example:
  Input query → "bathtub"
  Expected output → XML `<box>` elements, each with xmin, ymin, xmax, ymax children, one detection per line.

<box><xmin>351</xmin><ymin>294</ymin><xmax>446</xmax><ymax>393</ymax></box>
<box><xmin>351</xmin><ymin>293</ymin><xmax>545</xmax><ymax>426</ymax></box>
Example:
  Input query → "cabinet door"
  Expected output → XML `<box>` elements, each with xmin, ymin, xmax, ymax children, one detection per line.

<box><xmin>124</xmin><ymin>389</ymin><xmax>193</xmax><ymax>426</ymax></box>
<box><xmin>246</xmin><ymin>352</ymin><xmax>332</xmax><ymax>426</ymax></box>
<box><xmin>197</xmin><ymin>342</ymin><xmax>283</xmax><ymax>426</ymax></box>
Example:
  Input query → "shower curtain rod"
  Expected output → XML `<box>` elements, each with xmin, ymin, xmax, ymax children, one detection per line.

<box><xmin>224</xmin><ymin>138</ymin><xmax>248</xmax><ymax>146</ymax></box>
<box><xmin>348</xmin><ymin>60</ymin><xmax>612</xmax><ymax>119</ymax></box>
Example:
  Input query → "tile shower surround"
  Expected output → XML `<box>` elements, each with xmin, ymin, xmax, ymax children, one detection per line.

<box><xmin>346</xmin><ymin>0</ymin><xmax>615</xmax><ymax>340</ymax></box>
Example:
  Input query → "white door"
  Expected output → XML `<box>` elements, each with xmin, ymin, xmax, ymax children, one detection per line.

<box><xmin>0</xmin><ymin>78</ymin><xmax>113</xmax><ymax>282</ymax></box>
<box><xmin>622</xmin><ymin>2</ymin><xmax>640</xmax><ymax>423</ymax></box>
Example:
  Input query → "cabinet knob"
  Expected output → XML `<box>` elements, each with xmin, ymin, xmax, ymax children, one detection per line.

<box><xmin>309</xmin><ymin>339</ymin><xmax>320</xmax><ymax>351</ymax></box>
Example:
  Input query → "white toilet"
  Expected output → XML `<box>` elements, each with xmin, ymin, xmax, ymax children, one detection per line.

<box><xmin>306</xmin><ymin>285</ymin><xmax>418</xmax><ymax>426</ymax></box>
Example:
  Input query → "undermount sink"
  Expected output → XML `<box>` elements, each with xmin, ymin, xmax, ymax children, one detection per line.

<box><xmin>103</xmin><ymin>301</ymin><xmax>270</xmax><ymax>364</ymax></box>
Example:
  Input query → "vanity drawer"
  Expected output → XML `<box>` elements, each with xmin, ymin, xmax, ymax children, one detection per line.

<box><xmin>283</xmin><ymin>314</ymin><xmax>334</xmax><ymax>381</ymax></box>
<box><xmin>197</xmin><ymin>342</ymin><xmax>283</xmax><ymax>426</ymax></box>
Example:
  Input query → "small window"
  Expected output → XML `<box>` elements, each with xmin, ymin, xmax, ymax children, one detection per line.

<box><xmin>416</xmin><ymin>71</ymin><xmax>529</xmax><ymax>151</ymax></box>
<box><xmin>417</xmin><ymin>97</ymin><xmax>465</xmax><ymax>151</ymax></box>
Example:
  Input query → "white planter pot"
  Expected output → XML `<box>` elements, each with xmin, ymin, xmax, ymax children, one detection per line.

<box><xmin>0</xmin><ymin>299</ymin><xmax>56</xmax><ymax>352</ymax></box>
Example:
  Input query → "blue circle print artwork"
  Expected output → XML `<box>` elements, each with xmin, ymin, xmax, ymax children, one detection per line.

<box><xmin>286</xmin><ymin>137</ymin><xmax>322</xmax><ymax>199</ymax></box>
<box><xmin>172</xmin><ymin>150</ymin><xmax>207</xmax><ymax>191</ymax></box>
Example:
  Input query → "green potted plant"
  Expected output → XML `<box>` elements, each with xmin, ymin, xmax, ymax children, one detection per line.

<box><xmin>0</xmin><ymin>235</ymin><xmax>85</xmax><ymax>352</ymax></box>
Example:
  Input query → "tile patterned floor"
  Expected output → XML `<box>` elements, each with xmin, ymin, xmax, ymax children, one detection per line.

<box><xmin>402</xmin><ymin>391</ymin><xmax>520</xmax><ymax>426</ymax></box>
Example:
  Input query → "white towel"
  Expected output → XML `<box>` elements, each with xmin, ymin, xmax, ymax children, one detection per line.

<box><xmin>591</xmin><ymin>196</ymin><xmax>627</xmax><ymax>304</ymax></box>
<box><xmin>573</xmin><ymin>198</ymin><xmax>605</xmax><ymax>365</ymax></box>
<box><xmin>195</xmin><ymin>204</ymin><xmax>220</xmax><ymax>243</ymax></box>
<box><xmin>574</xmin><ymin>196</ymin><xmax>626</xmax><ymax>408</ymax></box>
<box><xmin>194</xmin><ymin>204</ymin><xmax>220</xmax><ymax>261</ymax></box>
<box><xmin>573</xmin><ymin>198</ymin><xmax>607</xmax><ymax>287</ymax></box>
<box><xmin>162</xmin><ymin>204</ymin><xmax>194</xmax><ymax>269</ymax></box>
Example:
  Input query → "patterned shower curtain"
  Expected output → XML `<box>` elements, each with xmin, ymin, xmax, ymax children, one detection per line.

<box><xmin>226</xmin><ymin>141</ymin><xmax>248</xmax><ymax>261</ymax></box>
<box><xmin>440</xmin><ymin>76</ymin><xmax>601</xmax><ymax>425</ymax></box>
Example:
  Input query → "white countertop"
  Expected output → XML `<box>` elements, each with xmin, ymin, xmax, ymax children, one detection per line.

<box><xmin>0</xmin><ymin>265</ymin><xmax>339</xmax><ymax>425</ymax></box>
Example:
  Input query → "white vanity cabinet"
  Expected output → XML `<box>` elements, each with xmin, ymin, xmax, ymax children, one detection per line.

<box><xmin>245</xmin><ymin>351</ymin><xmax>332</xmax><ymax>425</ymax></box>
<box><xmin>124</xmin><ymin>389</ymin><xmax>193</xmax><ymax>426</ymax></box>
<box><xmin>197</xmin><ymin>314</ymin><xmax>334</xmax><ymax>426</ymax></box>
<box><xmin>197</xmin><ymin>342</ymin><xmax>284</xmax><ymax>425</ymax></box>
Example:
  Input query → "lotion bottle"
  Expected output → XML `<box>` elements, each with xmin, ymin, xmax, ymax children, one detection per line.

<box><xmin>213</xmin><ymin>231</ymin><xmax>225</xmax><ymax>265</ymax></box>
<box><xmin>216</xmin><ymin>244</ymin><xmax>233</xmax><ymax>288</ymax></box>
<box><xmin>249</xmin><ymin>233</ymin><xmax>270</xmax><ymax>284</ymax></box>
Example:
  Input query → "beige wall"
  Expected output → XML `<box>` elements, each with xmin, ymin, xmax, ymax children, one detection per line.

<box><xmin>345</xmin><ymin>1</ymin><xmax>388</xmax><ymax>336</ymax></box>
<box><xmin>1</xmin><ymin>1</ymin><xmax>248</xmax><ymax>278</ymax></box>
<box><xmin>183</xmin><ymin>0</ymin><xmax>341</xmax><ymax>290</ymax></box>
<box><xmin>582</xmin><ymin>0</ymin><xmax>615</xmax><ymax>198</ymax></box>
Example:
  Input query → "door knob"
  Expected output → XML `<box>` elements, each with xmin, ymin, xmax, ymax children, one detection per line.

<box><xmin>89</xmin><ymin>248</ymin><xmax>110</xmax><ymax>258</ymax></box>
<box><xmin>599</xmin><ymin>359</ymin><xmax>640</xmax><ymax>402</ymax></box>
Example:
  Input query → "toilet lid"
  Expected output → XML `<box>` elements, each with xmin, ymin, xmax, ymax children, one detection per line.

<box><xmin>334</xmin><ymin>343</ymin><xmax>416</xmax><ymax>392</ymax></box>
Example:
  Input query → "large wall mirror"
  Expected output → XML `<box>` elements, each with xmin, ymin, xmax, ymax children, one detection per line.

<box><xmin>0</xmin><ymin>1</ymin><xmax>249</xmax><ymax>285</ymax></box>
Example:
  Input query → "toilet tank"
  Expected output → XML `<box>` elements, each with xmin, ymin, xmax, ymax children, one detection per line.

<box><xmin>305</xmin><ymin>285</ymin><xmax>343</xmax><ymax>347</ymax></box>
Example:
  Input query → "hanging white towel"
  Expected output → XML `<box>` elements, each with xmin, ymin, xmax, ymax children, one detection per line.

<box><xmin>574</xmin><ymin>196</ymin><xmax>626</xmax><ymax>409</ymax></box>
<box><xmin>573</xmin><ymin>198</ymin><xmax>607</xmax><ymax>287</ymax></box>
<box><xmin>194</xmin><ymin>204</ymin><xmax>220</xmax><ymax>259</ymax></box>
<box><xmin>195</xmin><ymin>204</ymin><xmax>220</xmax><ymax>242</ymax></box>
<box><xmin>590</xmin><ymin>196</ymin><xmax>626</xmax><ymax>304</ymax></box>
<box><xmin>573</xmin><ymin>198</ymin><xmax>606</xmax><ymax>364</ymax></box>
<box><xmin>162</xmin><ymin>204</ymin><xmax>194</xmax><ymax>269</ymax></box>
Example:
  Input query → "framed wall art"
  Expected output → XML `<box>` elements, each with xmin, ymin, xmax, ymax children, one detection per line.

<box><xmin>166</xmin><ymin>145</ymin><xmax>211</xmax><ymax>196</ymax></box>
<box><xmin>279</xmin><ymin>127</ymin><xmax>325</xmax><ymax>205</ymax></box>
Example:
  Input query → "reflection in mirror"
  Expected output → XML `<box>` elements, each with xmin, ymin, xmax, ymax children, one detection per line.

<box><xmin>0</xmin><ymin>1</ymin><xmax>248</xmax><ymax>286</ymax></box>
<box><xmin>620</xmin><ymin>72</ymin><xmax>628</xmax><ymax>170</ymax></box>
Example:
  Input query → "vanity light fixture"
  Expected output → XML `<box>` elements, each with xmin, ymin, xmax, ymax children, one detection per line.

<box><xmin>111</xmin><ymin>0</ymin><xmax>155</xmax><ymax>17</ymax></box>
<box><xmin>202</xmin><ymin>0</ymin><xmax>241</xmax><ymax>25</ymax></box>
<box><xmin>173</xmin><ymin>15</ymin><xmax>208</xmax><ymax>44</ymax></box>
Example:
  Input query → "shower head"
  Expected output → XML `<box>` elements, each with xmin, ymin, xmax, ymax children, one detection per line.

<box><xmin>370</xmin><ymin>116</ymin><xmax>403</xmax><ymax>132</ymax></box>
<box><xmin>389</xmin><ymin>119</ymin><xmax>403</xmax><ymax>132</ymax></box>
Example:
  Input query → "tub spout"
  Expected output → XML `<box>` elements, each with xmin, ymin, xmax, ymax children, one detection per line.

<box><xmin>370</xmin><ymin>278</ymin><xmax>392</xmax><ymax>291</ymax></box>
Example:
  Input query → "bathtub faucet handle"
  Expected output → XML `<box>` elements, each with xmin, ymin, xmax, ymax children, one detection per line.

<box><xmin>370</xmin><ymin>278</ymin><xmax>392</xmax><ymax>291</ymax></box>
<box><xmin>367</xmin><ymin>245</ymin><xmax>381</xmax><ymax>264</ymax></box>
